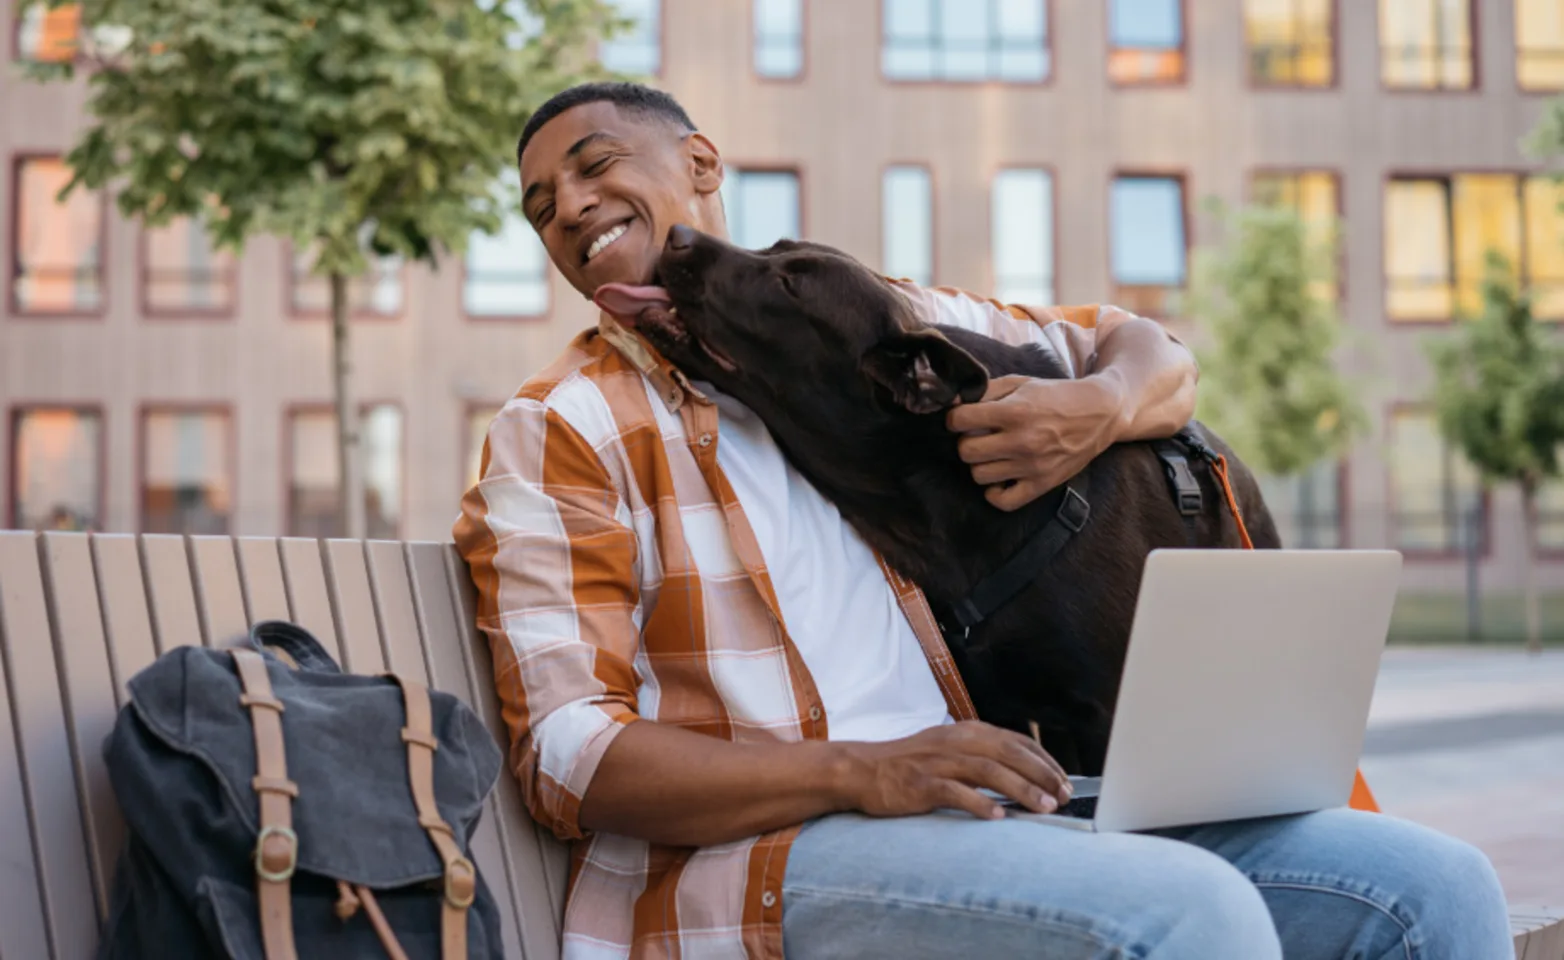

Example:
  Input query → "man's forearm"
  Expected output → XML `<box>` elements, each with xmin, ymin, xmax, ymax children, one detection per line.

<box><xmin>579</xmin><ymin>721</ymin><xmax>855</xmax><ymax>847</ymax></box>
<box><xmin>1089</xmin><ymin>313</ymin><xmax>1198</xmax><ymax>445</ymax></box>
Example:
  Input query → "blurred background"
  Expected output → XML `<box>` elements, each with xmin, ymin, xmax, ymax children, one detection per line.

<box><xmin>1</xmin><ymin>0</ymin><xmax>1561</xmax><ymax>903</ymax></box>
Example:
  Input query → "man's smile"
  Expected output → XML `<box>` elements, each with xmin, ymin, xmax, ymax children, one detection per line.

<box><xmin>584</xmin><ymin>218</ymin><xmax>633</xmax><ymax>263</ymax></box>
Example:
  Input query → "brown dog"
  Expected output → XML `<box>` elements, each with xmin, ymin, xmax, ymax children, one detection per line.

<box><xmin>596</xmin><ymin>225</ymin><xmax>1280</xmax><ymax>774</ymax></box>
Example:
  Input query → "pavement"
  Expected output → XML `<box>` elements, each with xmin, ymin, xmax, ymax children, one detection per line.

<box><xmin>1360</xmin><ymin>646</ymin><xmax>1564</xmax><ymax>905</ymax></box>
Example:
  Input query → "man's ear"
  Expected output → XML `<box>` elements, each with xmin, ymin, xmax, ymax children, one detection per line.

<box><xmin>688</xmin><ymin>133</ymin><xmax>724</xmax><ymax>197</ymax></box>
<box><xmin>860</xmin><ymin>329</ymin><xmax>990</xmax><ymax>415</ymax></box>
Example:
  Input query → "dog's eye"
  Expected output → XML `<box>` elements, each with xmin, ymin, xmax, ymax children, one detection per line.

<box><xmin>778</xmin><ymin>272</ymin><xmax>800</xmax><ymax>297</ymax></box>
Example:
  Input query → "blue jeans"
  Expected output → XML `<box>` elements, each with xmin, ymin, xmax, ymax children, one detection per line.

<box><xmin>781</xmin><ymin>809</ymin><xmax>1511</xmax><ymax>959</ymax></box>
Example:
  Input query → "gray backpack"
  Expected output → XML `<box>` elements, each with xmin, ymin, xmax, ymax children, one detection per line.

<box><xmin>99</xmin><ymin>620</ymin><xmax>505</xmax><ymax>960</ymax></box>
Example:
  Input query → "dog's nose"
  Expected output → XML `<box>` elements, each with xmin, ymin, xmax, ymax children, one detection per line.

<box><xmin>667</xmin><ymin>224</ymin><xmax>696</xmax><ymax>251</ymax></box>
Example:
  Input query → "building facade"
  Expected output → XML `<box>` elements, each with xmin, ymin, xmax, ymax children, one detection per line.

<box><xmin>4</xmin><ymin>0</ymin><xmax>1564</xmax><ymax>608</ymax></box>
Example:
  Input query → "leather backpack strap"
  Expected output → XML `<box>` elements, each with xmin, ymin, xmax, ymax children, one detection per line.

<box><xmin>392</xmin><ymin>674</ymin><xmax>476</xmax><ymax>960</ymax></box>
<box><xmin>232</xmin><ymin>648</ymin><xmax>300</xmax><ymax>960</ymax></box>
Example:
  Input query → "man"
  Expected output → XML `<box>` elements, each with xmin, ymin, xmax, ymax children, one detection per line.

<box><xmin>455</xmin><ymin>82</ymin><xmax>1510</xmax><ymax>959</ymax></box>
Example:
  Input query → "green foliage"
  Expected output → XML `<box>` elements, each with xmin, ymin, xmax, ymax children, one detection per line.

<box><xmin>1425</xmin><ymin>252</ymin><xmax>1564</xmax><ymax>492</ymax></box>
<box><xmin>35</xmin><ymin>0</ymin><xmax>624</xmax><ymax>276</ymax></box>
<box><xmin>1187</xmin><ymin>200</ymin><xmax>1364</xmax><ymax>477</ymax></box>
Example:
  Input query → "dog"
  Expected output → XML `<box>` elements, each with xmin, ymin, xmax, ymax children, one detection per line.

<box><xmin>595</xmin><ymin>225</ymin><xmax>1280</xmax><ymax>775</ymax></box>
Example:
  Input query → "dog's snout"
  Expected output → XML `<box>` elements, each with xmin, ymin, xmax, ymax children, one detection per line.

<box><xmin>667</xmin><ymin>224</ymin><xmax>696</xmax><ymax>251</ymax></box>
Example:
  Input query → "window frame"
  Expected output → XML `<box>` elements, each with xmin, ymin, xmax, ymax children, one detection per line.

<box><xmin>988</xmin><ymin>163</ymin><xmax>1058</xmax><ymax>307</ymax></box>
<box><xmin>1105</xmin><ymin>0</ymin><xmax>1189</xmax><ymax>88</ymax></box>
<box><xmin>1385</xmin><ymin>403</ymin><xmax>1493</xmax><ymax>560</ymax></box>
<box><xmin>598</xmin><ymin>0</ymin><xmax>664</xmax><ymax>78</ymax></box>
<box><xmin>137</xmin><ymin>220</ymin><xmax>239</xmax><ymax>320</ymax></box>
<box><xmin>1381</xmin><ymin>168</ymin><xmax>1564</xmax><ymax>326</ymax></box>
<box><xmin>881</xmin><ymin>161</ymin><xmax>937</xmax><ymax>288</ymax></box>
<box><xmin>8</xmin><ymin>152</ymin><xmax>108</xmax><ymax>321</ymax></box>
<box><xmin>1516</xmin><ymin>0</ymin><xmax>1564</xmax><ymax>92</ymax></box>
<box><xmin>7</xmin><ymin>402</ymin><xmax>107</xmax><ymax>531</ymax></box>
<box><xmin>1243</xmin><ymin>0</ymin><xmax>1339</xmax><ymax>89</ymax></box>
<box><xmin>753</xmin><ymin>0</ymin><xmax>807</xmax><ymax>81</ymax></box>
<box><xmin>281</xmin><ymin>401</ymin><xmax>407</xmax><ymax>541</ymax></box>
<box><xmin>1377</xmin><ymin>0</ymin><xmax>1479</xmax><ymax>93</ymax></box>
<box><xmin>1107</xmin><ymin>170</ymin><xmax>1190</xmax><ymax>320</ymax></box>
<box><xmin>721</xmin><ymin>164</ymin><xmax>806</xmax><ymax>250</ymax></box>
<box><xmin>1247</xmin><ymin>166</ymin><xmax>1347</xmax><ymax>302</ymax></box>
<box><xmin>12</xmin><ymin>1</ymin><xmax>82</xmax><ymax>64</ymax></box>
<box><xmin>879</xmin><ymin>0</ymin><xmax>1054</xmax><ymax>86</ymax></box>
<box><xmin>136</xmin><ymin>402</ymin><xmax>236</xmax><ymax>535</ymax></box>
<box><xmin>283</xmin><ymin>241</ymin><xmax>407</xmax><ymax>322</ymax></box>
<box><xmin>461</xmin><ymin>222</ymin><xmax>552</xmax><ymax>323</ymax></box>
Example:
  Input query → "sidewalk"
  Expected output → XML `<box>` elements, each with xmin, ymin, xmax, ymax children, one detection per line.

<box><xmin>1360</xmin><ymin>646</ymin><xmax>1564</xmax><ymax>905</ymax></box>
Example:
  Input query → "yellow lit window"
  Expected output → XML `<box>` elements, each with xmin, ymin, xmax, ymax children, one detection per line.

<box><xmin>1524</xmin><ymin>175</ymin><xmax>1564</xmax><ymax>319</ymax></box>
<box><xmin>1517</xmin><ymin>0</ymin><xmax>1564</xmax><ymax>91</ymax></box>
<box><xmin>1451</xmin><ymin>174</ymin><xmax>1522</xmax><ymax>316</ymax></box>
<box><xmin>1245</xmin><ymin>0</ymin><xmax>1334</xmax><ymax>87</ymax></box>
<box><xmin>1380</xmin><ymin>0</ymin><xmax>1473</xmax><ymax>90</ymax></box>
<box><xmin>1385</xmin><ymin>180</ymin><xmax>1454</xmax><ymax>321</ymax></box>
<box><xmin>1252</xmin><ymin>170</ymin><xmax>1340</xmax><ymax>300</ymax></box>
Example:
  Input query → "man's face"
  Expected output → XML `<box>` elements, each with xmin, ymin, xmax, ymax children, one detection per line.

<box><xmin>519</xmin><ymin>101</ymin><xmax>723</xmax><ymax>298</ymax></box>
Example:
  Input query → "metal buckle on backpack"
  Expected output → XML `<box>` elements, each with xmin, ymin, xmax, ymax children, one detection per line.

<box><xmin>445</xmin><ymin>855</ymin><xmax>477</xmax><ymax>909</ymax></box>
<box><xmin>255</xmin><ymin>824</ymin><xmax>298</xmax><ymax>882</ymax></box>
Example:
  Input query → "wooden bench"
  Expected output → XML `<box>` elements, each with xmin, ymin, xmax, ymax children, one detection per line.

<box><xmin>0</xmin><ymin>530</ymin><xmax>1558</xmax><ymax>959</ymax></box>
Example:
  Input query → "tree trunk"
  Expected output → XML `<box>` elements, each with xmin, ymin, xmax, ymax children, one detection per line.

<box><xmin>1520</xmin><ymin>480</ymin><xmax>1542</xmax><ymax>654</ymax></box>
<box><xmin>331</xmin><ymin>272</ymin><xmax>366</xmax><ymax>540</ymax></box>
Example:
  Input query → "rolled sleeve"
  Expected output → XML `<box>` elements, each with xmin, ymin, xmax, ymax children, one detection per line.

<box><xmin>454</xmin><ymin>397</ymin><xmax>642</xmax><ymax>841</ymax></box>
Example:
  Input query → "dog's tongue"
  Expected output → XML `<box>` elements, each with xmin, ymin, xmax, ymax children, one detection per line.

<box><xmin>594</xmin><ymin>283</ymin><xmax>673</xmax><ymax>326</ymax></box>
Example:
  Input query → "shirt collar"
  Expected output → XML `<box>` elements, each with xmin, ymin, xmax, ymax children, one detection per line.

<box><xmin>596</xmin><ymin>312</ymin><xmax>710</xmax><ymax>413</ymax></box>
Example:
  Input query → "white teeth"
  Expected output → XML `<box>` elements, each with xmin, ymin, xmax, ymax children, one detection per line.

<box><xmin>586</xmin><ymin>223</ymin><xmax>629</xmax><ymax>261</ymax></box>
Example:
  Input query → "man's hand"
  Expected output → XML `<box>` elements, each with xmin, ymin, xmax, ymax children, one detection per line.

<box><xmin>835</xmin><ymin>721</ymin><xmax>1073</xmax><ymax>821</ymax></box>
<box><xmin>946</xmin><ymin>373</ymin><xmax>1130</xmax><ymax>511</ymax></box>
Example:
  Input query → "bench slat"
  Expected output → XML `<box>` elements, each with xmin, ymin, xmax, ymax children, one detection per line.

<box><xmin>189</xmin><ymin>537</ymin><xmax>249</xmax><ymax>647</ymax></box>
<box><xmin>365</xmin><ymin>541</ymin><xmax>429</xmax><ymax>684</ymax></box>
<box><xmin>139</xmin><ymin>535</ymin><xmax>201</xmax><ymax>651</ymax></box>
<box><xmin>0</xmin><ymin>534</ymin><xmax>55</xmax><ymax>960</ymax></box>
<box><xmin>0</xmin><ymin>532</ymin><xmax>99</xmax><ymax>960</ymax></box>
<box><xmin>89</xmin><ymin>535</ymin><xmax>158</xmax><ymax>703</ymax></box>
<box><xmin>1515</xmin><ymin>906</ymin><xmax>1564</xmax><ymax>959</ymax></box>
<box><xmin>236</xmin><ymin>537</ymin><xmax>291</xmax><ymax>624</ymax></box>
<box><xmin>278</xmin><ymin>538</ymin><xmax>343</xmax><ymax>664</ymax></box>
<box><xmin>443</xmin><ymin>544</ymin><xmax>567</xmax><ymax>960</ymax></box>
<box><xmin>40</xmin><ymin>534</ymin><xmax>124</xmax><ymax>924</ymax></box>
<box><xmin>322</xmin><ymin>540</ymin><xmax>387</xmax><ymax>675</ymax></box>
<box><xmin>406</xmin><ymin>542</ymin><xmax>529</xmax><ymax>960</ymax></box>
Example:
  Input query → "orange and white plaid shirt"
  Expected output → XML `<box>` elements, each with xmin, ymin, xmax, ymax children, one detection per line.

<box><xmin>454</xmin><ymin>284</ymin><xmax>1141</xmax><ymax>959</ymax></box>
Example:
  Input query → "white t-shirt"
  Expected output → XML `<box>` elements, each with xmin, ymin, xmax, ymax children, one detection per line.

<box><xmin>699</xmin><ymin>385</ymin><xmax>954</xmax><ymax>743</ymax></box>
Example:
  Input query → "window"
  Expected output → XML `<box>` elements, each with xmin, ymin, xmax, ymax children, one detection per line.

<box><xmin>991</xmin><ymin>169</ymin><xmax>1054</xmax><ymax>304</ymax></box>
<box><xmin>882</xmin><ymin>0</ymin><xmax>1050</xmax><ymax>82</ymax></box>
<box><xmin>600</xmin><ymin>0</ymin><xmax>660</xmax><ymax>74</ymax></box>
<box><xmin>143</xmin><ymin>218</ymin><xmax>236</xmax><ymax>314</ymax></box>
<box><xmin>883</xmin><ymin>166</ymin><xmax>933</xmax><ymax>287</ymax></box>
<box><xmin>1109</xmin><ymin>175</ymin><xmax>1186</xmax><ymax>317</ymax></box>
<box><xmin>1245</xmin><ymin>0</ymin><xmax>1334</xmax><ymax>86</ymax></box>
<box><xmin>290</xmin><ymin>241</ymin><xmax>403</xmax><ymax>316</ymax></box>
<box><xmin>755</xmin><ymin>0</ymin><xmax>803</xmax><ymax>78</ymax></box>
<box><xmin>287</xmin><ymin>405</ymin><xmax>403</xmax><ymax>540</ymax></box>
<box><xmin>1379</xmin><ymin>0</ymin><xmax>1473</xmax><ymax>90</ymax></box>
<box><xmin>466</xmin><ymin>172</ymin><xmax>549</xmax><ymax>318</ymax></box>
<box><xmin>1541</xmin><ymin>466</ymin><xmax>1564</xmax><ymax>551</ymax></box>
<box><xmin>1108</xmin><ymin>0</ymin><xmax>1185</xmax><ymax>84</ymax></box>
<box><xmin>141</xmin><ymin>409</ymin><xmax>232</xmax><ymax>534</ymax></box>
<box><xmin>1256</xmin><ymin>461</ymin><xmax>1343</xmax><ymax>549</ymax></box>
<box><xmin>1252</xmin><ymin>169</ymin><xmax>1341</xmax><ymax>300</ymax></box>
<box><xmin>1389</xmin><ymin>409</ymin><xmax>1484</xmax><ymax>553</ymax></box>
<box><xmin>466</xmin><ymin>405</ymin><xmax>503</xmax><ymax>489</ymax></box>
<box><xmin>12</xmin><ymin>156</ymin><xmax>102</xmax><ymax>315</ymax></box>
<box><xmin>1385</xmin><ymin>174</ymin><xmax>1564</xmax><ymax>322</ymax></box>
<box><xmin>721</xmin><ymin>169</ymin><xmax>800</xmax><ymax>250</ymax></box>
<box><xmin>9</xmin><ymin>407</ymin><xmax>101</xmax><ymax>531</ymax></box>
<box><xmin>1518</xmin><ymin>0</ymin><xmax>1564</xmax><ymax>90</ymax></box>
<box><xmin>15</xmin><ymin>2</ymin><xmax>79</xmax><ymax>62</ymax></box>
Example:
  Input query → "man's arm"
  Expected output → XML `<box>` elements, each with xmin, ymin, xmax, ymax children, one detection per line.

<box><xmin>458</xmin><ymin>396</ymin><xmax>1072</xmax><ymax>849</ymax></box>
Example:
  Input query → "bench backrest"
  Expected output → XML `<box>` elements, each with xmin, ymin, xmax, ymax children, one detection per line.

<box><xmin>0</xmin><ymin>531</ymin><xmax>569</xmax><ymax>960</ymax></box>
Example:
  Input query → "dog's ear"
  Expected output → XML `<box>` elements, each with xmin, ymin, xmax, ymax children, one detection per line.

<box><xmin>860</xmin><ymin>329</ymin><xmax>989</xmax><ymax>415</ymax></box>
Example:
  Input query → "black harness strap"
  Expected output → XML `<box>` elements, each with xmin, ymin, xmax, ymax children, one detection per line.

<box><xmin>939</xmin><ymin>473</ymin><xmax>1091</xmax><ymax>636</ymax></box>
<box><xmin>1154</xmin><ymin>440</ymin><xmax>1203</xmax><ymax>517</ymax></box>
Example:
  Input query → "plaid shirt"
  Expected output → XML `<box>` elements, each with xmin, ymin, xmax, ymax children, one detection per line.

<box><xmin>455</xmin><ymin>283</ymin><xmax>1130</xmax><ymax>959</ymax></box>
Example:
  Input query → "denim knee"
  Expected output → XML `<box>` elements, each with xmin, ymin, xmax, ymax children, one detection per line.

<box><xmin>1143</xmin><ymin>846</ymin><xmax>1282</xmax><ymax>960</ymax></box>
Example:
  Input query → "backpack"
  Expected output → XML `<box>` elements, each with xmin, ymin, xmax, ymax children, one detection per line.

<box><xmin>99</xmin><ymin>620</ymin><xmax>506</xmax><ymax>960</ymax></box>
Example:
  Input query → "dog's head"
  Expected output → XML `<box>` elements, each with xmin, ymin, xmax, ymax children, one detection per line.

<box><xmin>594</xmin><ymin>225</ymin><xmax>990</xmax><ymax>419</ymax></box>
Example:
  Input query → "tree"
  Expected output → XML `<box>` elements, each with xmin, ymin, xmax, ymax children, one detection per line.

<box><xmin>36</xmin><ymin>0</ymin><xmax>621</xmax><ymax>537</ymax></box>
<box><xmin>1186</xmin><ymin>201</ymin><xmax>1364</xmax><ymax>513</ymax></box>
<box><xmin>1426</xmin><ymin>253</ymin><xmax>1564</xmax><ymax>653</ymax></box>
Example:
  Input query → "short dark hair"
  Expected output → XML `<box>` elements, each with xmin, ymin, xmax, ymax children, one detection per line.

<box><xmin>517</xmin><ymin>82</ymin><xmax>697</xmax><ymax>164</ymax></box>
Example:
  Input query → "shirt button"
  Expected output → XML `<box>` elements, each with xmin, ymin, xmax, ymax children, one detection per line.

<box><xmin>698</xmin><ymin>432</ymin><xmax>713</xmax><ymax>447</ymax></box>
<box><xmin>807</xmin><ymin>705</ymin><xmax>822</xmax><ymax>722</ymax></box>
<box><xmin>666</xmin><ymin>389</ymin><xmax>680</xmax><ymax>405</ymax></box>
<box><xmin>761</xmin><ymin>891</ymin><xmax>777</xmax><ymax>909</ymax></box>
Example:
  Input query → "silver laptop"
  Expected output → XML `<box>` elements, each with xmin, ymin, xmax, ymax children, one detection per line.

<box><xmin>1007</xmin><ymin>548</ymin><xmax>1402</xmax><ymax>833</ymax></box>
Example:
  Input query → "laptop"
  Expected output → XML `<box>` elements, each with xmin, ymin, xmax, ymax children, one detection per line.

<box><xmin>1002</xmin><ymin>548</ymin><xmax>1402</xmax><ymax>833</ymax></box>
